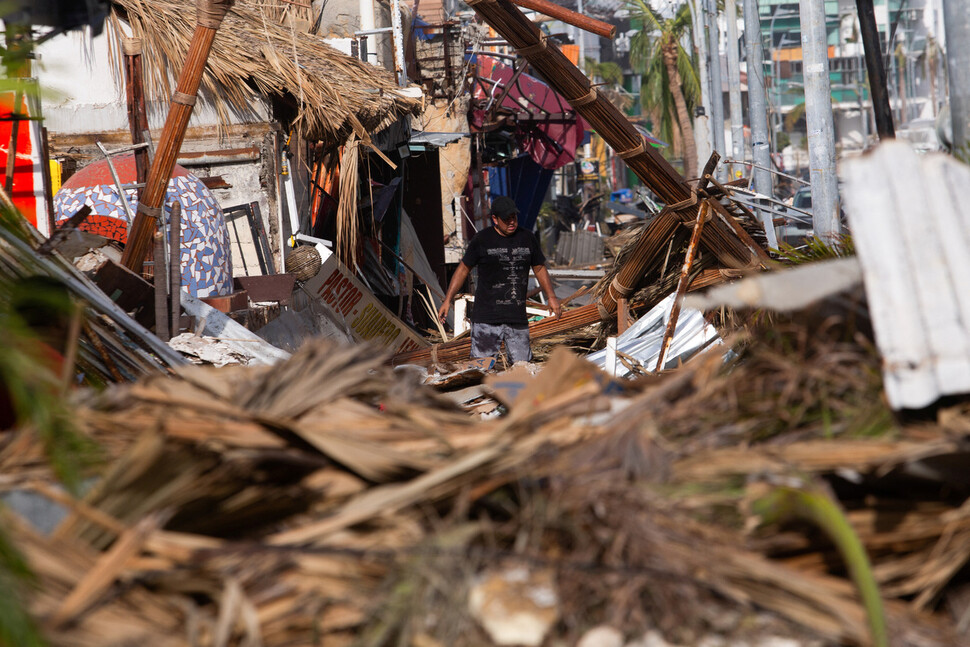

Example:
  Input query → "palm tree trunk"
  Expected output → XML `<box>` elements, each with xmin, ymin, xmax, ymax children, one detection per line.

<box><xmin>663</xmin><ymin>38</ymin><xmax>698</xmax><ymax>179</ymax></box>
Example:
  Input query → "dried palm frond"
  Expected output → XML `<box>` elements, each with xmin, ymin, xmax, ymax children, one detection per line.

<box><xmin>251</xmin><ymin>0</ymin><xmax>315</xmax><ymax>26</ymax></box>
<box><xmin>107</xmin><ymin>0</ymin><xmax>421</xmax><ymax>147</ymax></box>
<box><xmin>335</xmin><ymin>135</ymin><xmax>360</xmax><ymax>268</ymax></box>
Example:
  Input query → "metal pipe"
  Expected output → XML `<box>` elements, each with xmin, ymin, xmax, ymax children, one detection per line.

<box><xmin>170</xmin><ymin>202</ymin><xmax>181</xmax><ymax>336</ymax></box>
<box><xmin>743</xmin><ymin>0</ymin><xmax>772</xmax><ymax>197</ymax></box>
<box><xmin>725</xmin><ymin>0</ymin><xmax>744</xmax><ymax>175</ymax></box>
<box><xmin>4</xmin><ymin>89</ymin><xmax>22</xmax><ymax>194</ymax></box>
<box><xmin>799</xmin><ymin>0</ymin><xmax>840</xmax><ymax>240</ymax></box>
<box><xmin>577</xmin><ymin>0</ymin><xmax>585</xmax><ymax>70</ymax></box>
<box><xmin>96</xmin><ymin>141</ymin><xmax>137</xmax><ymax>225</ymax></box>
<box><xmin>766</xmin><ymin>7</ymin><xmax>798</xmax><ymax>157</ymax></box>
<box><xmin>943</xmin><ymin>0</ymin><xmax>970</xmax><ymax>150</ymax></box>
<box><xmin>154</xmin><ymin>227</ymin><xmax>170</xmax><ymax>341</ymax></box>
<box><xmin>689</xmin><ymin>0</ymin><xmax>713</xmax><ymax>165</ymax></box>
<box><xmin>40</xmin><ymin>126</ymin><xmax>56</xmax><ymax>236</ymax></box>
<box><xmin>706</xmin><ymin>0</ymin><xmax>726</xmax><ymax>169</ymax></box>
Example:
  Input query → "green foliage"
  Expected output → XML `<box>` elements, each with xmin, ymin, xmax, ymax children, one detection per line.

<box><xmin>0</xmin><ymin>197</ymin><xmax>101</xmax><ymax>647</ymax></box>
<box><xmin>953</xmin><ymin>142</ymin><xmax>970</xmax><ymax>166</ymax></box>
<box><xmin>752</xmin><ymin>483</ymin><xmax>888</xmax><ymax>647</ymax></box>
<box><xmin>626</xmin><ymin>0</ymin><xmax>699</xmax><ymax>151</ymax></box>
<box><xmin>0</xmin><ymin>276</ymin><xmax>99</xmax><ymax>492</ymax></box>
<box><xmin>584</xmin><ymin>58</ymin><xmax>624</xmax><ymax>86</ymax></box>
<box><xmin>0</xmin><ymin>525</ymin><xmax>43</xmax><ymax>647</ymax></box>
<box><xmin>772</xmin><ymin>234</ymin><xmax>855</xmax><ymax>263</ymax></box>
<box><xmin>584</xmin><ymin>58</ymin><xmax>633</xmax><ymax>112</ymax></box>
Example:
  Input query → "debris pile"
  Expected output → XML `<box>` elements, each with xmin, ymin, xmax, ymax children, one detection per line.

<box><xmin>5</xmin><ymin>296</ymin><xmax>970</xmax><ymax>645</ymax></box>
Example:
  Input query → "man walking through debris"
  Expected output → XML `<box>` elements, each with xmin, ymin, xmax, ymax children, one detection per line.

<box><xmin>438</xmin><ymin>196</ymin><xmax>562</xmax><ymax>363</ymax></box>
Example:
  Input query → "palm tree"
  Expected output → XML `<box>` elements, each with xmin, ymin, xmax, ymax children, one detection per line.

<box><xmin>584</xmin><ymin>57</ymin><xmax>634</xmax><ymax>112</ymax></box>
<box><xmin>894</xmin><ymin>42</ymin><xmax>907</xmax><ymax>124</ymax></box>
<box><xmin>627</xmin><ymin>0</ymin><xmax>700</xmax><ymax>179</ymax></box>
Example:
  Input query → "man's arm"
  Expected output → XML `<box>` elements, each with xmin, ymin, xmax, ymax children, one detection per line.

<box><xmin>437</xmin><ymin>262</ymin><xmax>471</xmax><ymax>323</ymax></box>
<box><xmin>532</xmin><ymin>264</ymin><xmax>562</xmax><ymax>320</ymax></box>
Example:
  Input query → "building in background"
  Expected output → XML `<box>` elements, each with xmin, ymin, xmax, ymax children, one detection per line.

<box><xmin>758</xmin><ymin>0</ymin><xmax>945</xmax><ymax>168</ymax></box>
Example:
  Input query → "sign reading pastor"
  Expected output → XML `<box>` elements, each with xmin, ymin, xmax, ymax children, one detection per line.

<box><xmin>304</xmin><ymin>247</ymin><xmax>428</xmax><ymax>355</ymax></box>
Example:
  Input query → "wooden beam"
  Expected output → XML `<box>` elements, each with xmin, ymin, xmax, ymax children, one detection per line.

<box><xmin>123</xmin><ymin>37</ymin><xmax>151</xmax><ymax>190</ymax></box>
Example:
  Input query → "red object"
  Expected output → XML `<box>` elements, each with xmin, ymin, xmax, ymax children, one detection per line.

<box><xmin>471</xmin><ymin>55</ymin><xmax>587</xmax><ymax>170</ymax></box>
<box><xmin>63</xmin><ymin>153</ymin><xmax>190</xmax><ymax>190</ymax></box>
<box><xmin>58</xmin><ymin>154</ymin><xmax>192</xmax><ymax>244</ymax></box>
<box><xmin>0</xmin><ymin>93</ymin><xmax>46</xmax><ymax>233</ymax></box>
<box><xmin>200</xmin><ymin>290</ymin><xmax>249</xmax><ymax>313</ymax></box>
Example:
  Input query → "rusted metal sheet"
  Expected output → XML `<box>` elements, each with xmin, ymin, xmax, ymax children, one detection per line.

<box><xmin>841</xmin><ymin>142</ymin><xmax>970</xmax><ymax>409</ymax></box>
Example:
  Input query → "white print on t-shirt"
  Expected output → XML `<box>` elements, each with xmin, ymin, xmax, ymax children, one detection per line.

<box><xmin>485</xmin><ymin>246</ymin><xmax>531</xmax><ymax>306</ymax></box>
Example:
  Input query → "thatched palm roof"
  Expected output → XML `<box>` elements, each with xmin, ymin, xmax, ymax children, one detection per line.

<box><xmin>108</xmin><ymin>0</ymin><xmax>422</xmax><ymax>146</ymax></box>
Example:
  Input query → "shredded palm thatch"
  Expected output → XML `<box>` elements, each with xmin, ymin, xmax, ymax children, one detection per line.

<box><xmin>335</xmin><ymin>134</ymin><xmax>360</xmax><ymax>267</ymax></box>
<box><xmin>108</xmin><ymin>0</ymin><xmax>422</xmax><ymax>147</ymax></box>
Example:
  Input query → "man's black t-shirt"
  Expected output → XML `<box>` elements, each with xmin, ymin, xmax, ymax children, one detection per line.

<box><xmin>461</xmin><ymin>227</ymin><xmax>546</xmax><ymax>325</ymax></box>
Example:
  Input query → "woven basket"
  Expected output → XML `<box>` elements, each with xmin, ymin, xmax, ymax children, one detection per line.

<box><xmin>286</xmin><ymin>245</ymin><xmax>322</xmax><ymax>282</ymax></box>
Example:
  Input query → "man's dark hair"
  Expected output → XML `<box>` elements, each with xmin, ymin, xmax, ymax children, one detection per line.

<box><xmin>490</xmin><ymin>196</ymin><xmax>519</xmax><ymax>220</ymax></box>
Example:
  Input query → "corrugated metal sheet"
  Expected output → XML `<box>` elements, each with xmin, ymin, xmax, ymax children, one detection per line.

<box><xmin>586</xmin><ymin>292</ymin><xmax>721</xmax><ymax>377</ymax></box>
<box><xmin>841</xmin><ymin>142</ymin><xmax>970</xmax><ymax>409</ymax></box>
<box><xmin>554</xmin><ymin>230</ymin><xmax>604</xmax><ymax>267</ymax></box>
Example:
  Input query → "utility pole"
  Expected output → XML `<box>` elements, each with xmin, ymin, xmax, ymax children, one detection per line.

<box><xmin>743</xmin><ymin>0</ymin><xmax>776</xmax><ymax>247</ymax></box>
<box><xmin>725</xmin><ymin>0</ymin><xmax>744</xmax><ymax>178</ymax></box>
<box><xmin>743</xmin><ymin>0</ymin><xmax>771</xmax><ymax>197</ymax></box>
<box><xmin>943</xmin><ymin>0</ymin><xmax>970</xmax><ymax>151</ymax></box>
<box><xmin>706</xmin><ymin>0</ymin><xmax>726</xmax><ymax>170</ymax></box>
<box><xmin>577</xmin><ymin>0</ymin><xmax>586</xmax><ymax>71</ymax></box>
<box><xmin>799</xmin><ymin>0</ymin><xmax>839</xmax><ymax>240</ymax></box>
<box><xmin>856</xmin><ymin>0</ymin><xmax>894</xmax><ymax>139</ymax></box>
<box><xmin>690</xmin><ymin>0</ymin><xmax>713</xmax><ymax>166</ymax></box>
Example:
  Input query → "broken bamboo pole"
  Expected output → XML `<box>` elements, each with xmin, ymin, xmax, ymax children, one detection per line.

<box><xmin>153</xmin><ymin>228</ymin><xmax>169</xmax><ymax>342</ymax></box>
<box><xmin>170</xmin><ymin>202</ymin><xmax>181</xmax><ymax>336</ymax></box>
<box><xmin>123</xmin><ymin>37</ymin><xmax>151</xmax><ymax>191</ymax></box>
<box><xmin>120</xmin><ymin>0</ymin><xmax>234</xmax><ymax>273</ymax></box>
<box><xmin>466</xmin><ymin>0</ymin><xmax>689</xmax><ymax>204</ymax></box>
<box><xmin>655</xmin><ymin>200</ymin><xmax>710</xmax><ymax>371</ymax></box>
<box><xmin>508</xmin><ymin>0</ymin><xmax>615</xmax><ymax>39</ymax></box>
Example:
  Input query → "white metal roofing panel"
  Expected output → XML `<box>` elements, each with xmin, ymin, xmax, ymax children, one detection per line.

<box><xmin>841</xmin><ymin>142</ymin><xmax>970</xmax><ymax>409</ymax></box>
